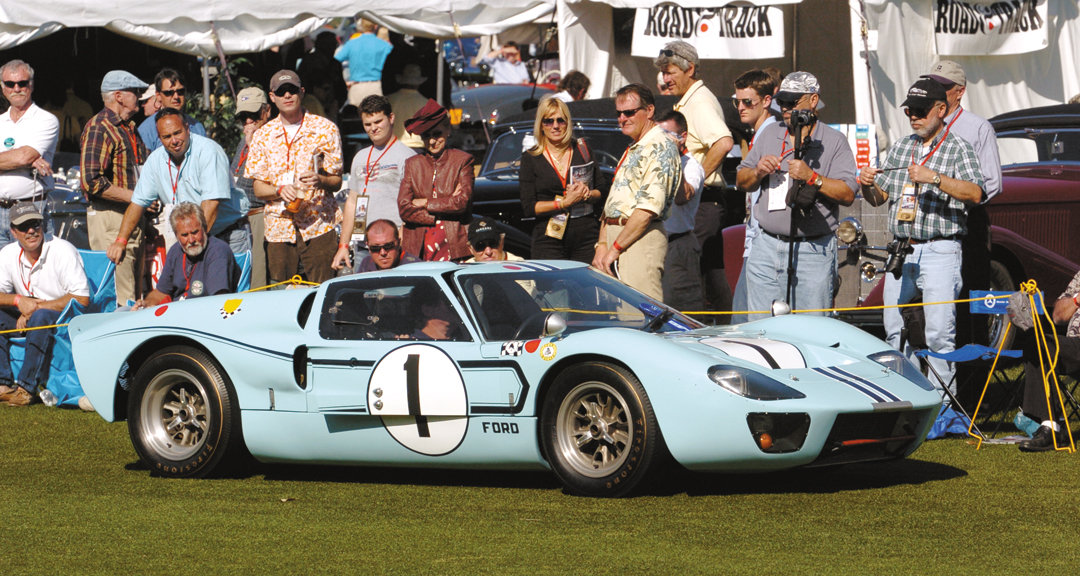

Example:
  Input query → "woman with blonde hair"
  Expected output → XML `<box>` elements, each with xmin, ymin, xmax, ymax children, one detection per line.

<box><xmin>519</xmin><ymin>97</ymin><xmax>607</xmax><ymax>262</ymax></box>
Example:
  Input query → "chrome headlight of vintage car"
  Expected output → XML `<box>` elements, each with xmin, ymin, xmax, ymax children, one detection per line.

<box><xmin>708</xmin><ymin>365</ymin><xmax>806</xmax><ymax>400</ymax></box>
<box><xmin>837</xmin><ymin>216</ymin><xmax>863</xmax><ymax>245</ymax></box>
<box><xmin>867</xmin><ymin>350</ymin><xmax>936</xmax><ymax>391</ymax></box>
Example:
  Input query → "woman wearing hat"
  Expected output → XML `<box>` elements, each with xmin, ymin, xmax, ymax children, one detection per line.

<box><xmin>397</xmin><ymin>99</ymin><xmax>475</xmax><ymax>262</ymax></box>
<box><xmin>519</xmin><ymin>97</ymin><xmax>606</xmax><ymax>263</ymax></box>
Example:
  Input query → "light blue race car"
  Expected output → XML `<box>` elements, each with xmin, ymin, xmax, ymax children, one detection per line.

<box><xmin>70</xmin><ymin>261</ymin><xmax>942</xmax><ymax>497</ymax></box>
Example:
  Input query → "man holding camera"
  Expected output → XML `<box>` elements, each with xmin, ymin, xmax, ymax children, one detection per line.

<box><xmin>859</xmin><ymin>79</ymin><xmax>984</xmax><ymax>397</ymax></box>
<box><xmin>735</xmin><ymin>72</ymin><xmax>856</xmax><ymax>321</ymax></box>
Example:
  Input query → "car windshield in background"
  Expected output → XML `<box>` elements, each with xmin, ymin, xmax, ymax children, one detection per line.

<box><xmin>997</xmin><ymin>128</ymin><xmax>1080</xmax><ymax>167</ymax></box>
<box><xmin>481</xmin><ymin>129</ymin><xmax>631</xmax><ymax>176</ymax></box>
<box><xmin>456</xmin><ymin>266</ymin><xmax>702</xmax><ymax>341</ymax></box>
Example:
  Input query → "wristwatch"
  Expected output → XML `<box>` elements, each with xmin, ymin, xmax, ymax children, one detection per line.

<box><xmin>812</xmin><ymin>174</ymin><xmax>824</xmax><ymax>187</ymax></box>
<box><xmin>932</xmin><ymin>173</ymin><xmax>942</xmax><ymax>186</ymax></box>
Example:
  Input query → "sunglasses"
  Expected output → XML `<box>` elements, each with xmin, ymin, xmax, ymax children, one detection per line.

<box><xmin>616</xmin><ymin>106</ymin><xmax>645</xmax><ymax>118</ymax></box>
<box><xmin>542</xmin><ymin>117</ymin><xmax>567</xmax><ymax>127</ymax></box>
<box><xmin>732</xmin><ymin>97</ymin><xmax>761</xmax><ymax>108</ymax></box>
<box><xmin>776</xmin><ymin>96</ymin><xmax>805</xmax><ymax>110</ymax></box>
<box><xmin>904</xmin><ymin>106</ymin><xmax>935</xmax><ymax>120</ymax></box>
<box><xmin>13</xmin><ymin>219</ymin><xmax>42</xmax><ymax>232</ymax></box>
<box><xmin>658</xmin><ymin>49</ymin><xmax>676</xmax><ymax>57</ymax></box>
<box><xmin>160</xmin><ymin>87</ymin><xmax>186</xmax><ymax>97</ymax></box>
<box><xmin>273</xmin><ymin>86</ymin><xmax>300</xmax><ymax>97</ymax></box>
<box><xmin>236</xmin><ymin>112</ymin><xmax>258</xmax><ymax>124</ymax></box>
<box><xmin>369</xmin><ymin>242</ymin><xmax>398</xmax><ymax>254</ymax></box>
<box><xmin>471</xmin><ymin>239</ymin><xmax>500</xmax><ymax>251</ymax></box>
<box><xmin>2</xmin><ymin>80</ymin><xmax>30</xmax><ymax>89</ymax></box>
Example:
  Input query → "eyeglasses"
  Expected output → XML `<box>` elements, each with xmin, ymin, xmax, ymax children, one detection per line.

<box><xmin>2</xmin><ymin>80</ymin><xmax>30</xmax><ymax>89</ymax></box>
<box><xmin>903</xmin><ymin>104</ymin><xmax>941</xmax><ymax>119</ymax></box>
<box><xmin>13</xmin><ymin>219</ymin><xmax>42</xmax><ymax>232</ymax></box>
<box><xmin>273</xmin><ymin>86</ymin><xmax>300</xmax><ymax>97</ymax></box>
<box><xmin>732</xmin><ymin>97</ymin><xmax>761</xmax><ymax>109</ymax></box>
<box><xmin>616</xmin><ymin>106</ymin><xmax>645</xmax><ymax>118</ymax></box>
<box><xmin>160</xmin><ymin>87</ymin><xmax>186</xmax><ymax>97</ymax></box>
<box><xmin>471</xmin><ymin>239</ymin><xmax>500</xmax><ymax>251</ymax></box>
<box><xmin>542</xmin><ymin>117</ymin><xmax>567</xmax><ymax>127</ymax></box>
<box><xmin>776</xmin><ymin>96</ymin><xmax>806</xmax><ymax>110</ymax></box>
<box><xmin>369</xmin><ymin>242</ymin><xmax>398</xmax><ymax>254</ymax></box>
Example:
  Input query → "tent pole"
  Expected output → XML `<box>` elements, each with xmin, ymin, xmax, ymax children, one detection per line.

<box><xmin>437</xmin><ymin>40</ymin><xmax>445</xmax><ymax>106</ymax></box>
<box><xmin>201</xmin><ymin>58</ymin><xmax>211</xmax><ymax>110</ymax></box>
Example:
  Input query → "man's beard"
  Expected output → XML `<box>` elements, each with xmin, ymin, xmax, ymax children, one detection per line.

<box><xmin>914</xmin><ymin>117</ymin><xmax>942</xmax><ymax>140</ymax></box>
<box><xmin>182</xmin><ymin>240</ymin><xmax>206</xmax><ymax>257</ymax></box>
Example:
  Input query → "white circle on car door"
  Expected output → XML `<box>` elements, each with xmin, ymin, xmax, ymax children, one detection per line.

<box><xmin>368</xmin><ymin>344</ymin><xmax>468</xmax><ymax>456</ymax></box>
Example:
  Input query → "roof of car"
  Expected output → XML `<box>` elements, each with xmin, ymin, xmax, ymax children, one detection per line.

<box><xmin>990</xmin><ymin>103</ymin><xmax>1080</xmax><ymax>131</ymax></box>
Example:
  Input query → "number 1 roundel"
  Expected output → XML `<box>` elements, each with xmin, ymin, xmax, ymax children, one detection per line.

<box><xmin>368</xmin><ymin>344</ymin><xmax>468</xmax><ymax>456</ymax></box>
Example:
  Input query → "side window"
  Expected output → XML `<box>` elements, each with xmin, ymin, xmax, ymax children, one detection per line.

<box><xmin>319</xmin><ymin>277</ymin><xmax>471</xmax><ymax>342</ymax></box>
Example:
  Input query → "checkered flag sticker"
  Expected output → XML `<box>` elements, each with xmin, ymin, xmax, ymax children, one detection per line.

<box><xmin>501</xmin><ymin>340</ymin><xmax>524</xmax><ymax>356</ymax></box>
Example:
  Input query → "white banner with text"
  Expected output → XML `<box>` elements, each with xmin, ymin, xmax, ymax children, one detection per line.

<box><xmin>934</xmin><ymin>0</ymin><xmax>1049</xmax><ymax>56</ymax></box>
<box><xmin>631</xmin><ymin>5</ymin><xmax>785</xmax><ymax>60</ymax></box>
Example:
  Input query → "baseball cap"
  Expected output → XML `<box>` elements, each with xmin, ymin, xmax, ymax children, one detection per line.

<box><xmin>10</xmin><ymin>201</ymin><xmax>43</xmax><ymax>226</ymax></box>
<box><xmin>468</xmin><ymin>217</ymin><xmax>501</xmax><ymax>247</ymax></box>
<box><xmin>921</xmin><ymin>60</ymin><xmax>966</xmax><ymax>87</ymax></box>
<box><xmin>269</xmin><ymin>70</ymin><xmax>301</xmax><ymax>92</ymax></box>
<box><xmin>901</xmin><ymin>78</ymin><xmax>949</xmax><ymax>109</ymax></box>
<box><xmin>236</xmin><ymin>87</ymin><xmax>268</xmax><ymax>114</ymax></box>
<box><xmin>101</xmin><ymin>70</ymin><xmax>149</xmax><ymax>93</ymax></box>
<box><xmin>775</xmin><ymin>71</ymin><xmax>820</xmax><ymax>101</ymax></box>
<box><xmin>139</xmin><ymin>85</ymin><xmax>156</xmax><ymax>101</ymax></box>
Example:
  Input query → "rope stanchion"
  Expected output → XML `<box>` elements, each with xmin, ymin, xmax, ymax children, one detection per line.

<box><xmin>242</xmin><ymin>275</ymin><xmax>320</xmax><ymax>293</ymax></box>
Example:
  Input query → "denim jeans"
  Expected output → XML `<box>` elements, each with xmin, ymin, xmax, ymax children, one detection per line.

<box><xmin>883</xmin><ymin>239</ymin><xmax>963</xmax><ymax>397</ymax></box>
<box><xmin>216</xmin><ymin>221</ymin><xmax>253</xmax><ymax>254</ymax></box>
<box><xmin>745</xmin><ymin>231</ymin><xmax>836</xmax><ymax>321</ymax></box>
<box><xmin>0</xmin><ymin>308</ymin><xmax>62</xmax><ymax>393</ymax></box>
<box><xmin>731</xmin><ymin>257</ymin><xmax>749</xmax><ymax>324</ymax></box>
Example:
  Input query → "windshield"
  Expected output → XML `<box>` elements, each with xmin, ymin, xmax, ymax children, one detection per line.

<box><xmin>481</xmin><ymin>128</ymin><xmax>632</xmax><ymax>176</ymax></box>
<box><xmin>455</xmin><ymin>266</ymin><xmax>702</xmax><ymax>341</ymax></box>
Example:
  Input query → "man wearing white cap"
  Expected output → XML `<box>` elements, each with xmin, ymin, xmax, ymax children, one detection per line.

<box><xmin>80</xmin><ymin>69</ymin><xmax>150</xmax><ymax>306</ymax></box>
<box><xmin>231</xmin><ymin>86</ymin><xmax>272</xmax><ymax>288</ymax></box>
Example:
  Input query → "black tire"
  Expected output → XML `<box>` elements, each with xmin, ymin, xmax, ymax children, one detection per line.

<box><xmin>988</xmin><ymin>260</ymin><xmax>1017</xmax><ymax>351</ymax></box>
<box><xmin>127</xmin><ymin>346</ymin><xmax>246</xmax><ymax>478</ymax></box>
<box><xmin>540</xmin><ymin>362</ymin><xmax>666</xmax><ymax>497</ymax></box>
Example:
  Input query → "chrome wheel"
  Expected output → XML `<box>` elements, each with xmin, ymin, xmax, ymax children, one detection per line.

<box><xmin>554</xmin><ymin>381</ymin><xmax>633</xmax><ymax>478</ymax></box>
<box><xmin>138</xmin><ymin>368</ymin><xmax>211</xmax><ymax>461</ymax></box>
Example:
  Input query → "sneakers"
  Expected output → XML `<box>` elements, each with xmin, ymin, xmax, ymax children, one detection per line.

<box><xmin>1018</xmin><ymin>425</ymin><xmax>1073</xmax><ymax>452</ymax></box>
<box><xmin>3</xmin><ymin>387</ymin><xmax>40</xmax><ymax>407</ymax></box>
<box><xmin>78</xmin><ymin>396</ymin><xmax>95</xmax><ymax>412</ymax></box>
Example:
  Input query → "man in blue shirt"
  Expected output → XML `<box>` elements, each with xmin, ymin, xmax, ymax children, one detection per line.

<box><xmin>336</xmin><ymin>19</ymin><xmax>393</xmax><ymax>107</ymax></box>
<box><xmin>107</xmin><ymin>108</ymin><xmax>250</xmax><ymax>267</ymax></box>
<box><xmin>133</xmin><ymin>202</ymin><xmax>239</xmax><ymax>308</ymax></box>
<box><xmin>481</xmin><ymin>42</ymin><xmax>530</xmax><ymax>84</ymax></box>
<box><xmin>137</xmin><ymin>68</ymin><xmax>206</xmax><ymax>152</ymax></box>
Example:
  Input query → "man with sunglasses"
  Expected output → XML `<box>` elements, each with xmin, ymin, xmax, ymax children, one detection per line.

<box><xmin>655</xmin><ymin>41</ymin><xmax>734</xmax><ymax>316</ymax></box>
<box><xmin>736</xmin><ymin>71</ymin><xmax>857</xmax><ymax>321</ymax></box>
<box><xmin>80</xmin><ymin>70</ymin><xmax>152</xmax><ymax>306</ymax></box>
<box><xmin>859</xmin><ymin>79</ymin><xmax>984</xmax><ymax>400</ymax></box>
<box><xmin>355</xmin><ymin>219</ymin><xmax>419</xmax><ymax>272</ymax></box>
<box><xmin>465</xmin><ymin>217</ymin><xmax>522</xmax><ymax>263</ymax></box>
<box><xmin>0</xmin><ymin>202</ymin><xmax>88</xmax><ymax>407</ymax></box>
<box><xmin>231</xmin><ymin>87</ymin><xmax>273</xmax><ymax>288</ymax></box>
<box><xmin>246</xmin><ymin>70</ymin><xmax>343</xmax><ymax>285</ymax></box>
<box><xmin>137</xmin><ymin>68</ymin><xmax>206</xmax><ymax>153</ymax></box>
<box><xmin>0</xmin><ymin>60</ymin><xmax>59</xmax><ymax>252</ymax></box>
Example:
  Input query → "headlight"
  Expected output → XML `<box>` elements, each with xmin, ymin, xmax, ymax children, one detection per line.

<box><xmin>868</xmin><ymin>350</ymin><xmax>936</xmax><ymax>391</ymax></box>
<box><xmin>708</xmin><ymin>365</ymin><xmax>806</xmax><ymax>400</ymax></box>
<box><xmin>837</xmin><ymin>217</ymin><xmax>862</xmax><ymax>245</ymax></box>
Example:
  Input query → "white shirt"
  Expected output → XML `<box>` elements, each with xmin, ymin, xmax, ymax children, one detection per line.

<box><xmin>0</xmin><ymin>235</ymin><xmax>89</xmax><ymax>301</ymax></box>
<box><xmin>0</xmin><ymin>102</ymin><xmax>58</xmax><ymax>199</ymax></box>
<box><xmin>743</xmin><ymin>114</ymin><xmax>778</xmax><ymax>257</ymax></box>
<box><xmin>552</xmin><ymin>91</ymin><xmax>574</xmax><ymax>103</ymax></box>
<box><xmin>667</xmin><ymin>153</ymin><xmax>705</xmax><ymax>235</ymax></box>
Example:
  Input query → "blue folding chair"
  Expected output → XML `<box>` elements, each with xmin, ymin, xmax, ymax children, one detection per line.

<box><xmin>234</xmin><ymin>250</ymin><xmax>252</xmax><ymax>293</ymax></box>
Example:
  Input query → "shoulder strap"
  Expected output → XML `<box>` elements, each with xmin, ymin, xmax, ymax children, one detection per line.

<box><xmin>575</xmin><ymin>137</ymin><xmax>592</xmax><ymax>164</ymax></box>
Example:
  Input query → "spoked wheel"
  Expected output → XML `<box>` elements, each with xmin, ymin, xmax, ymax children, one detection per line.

<box><xmin>988</xmin><ymin>260</ymin><xmax>1017</xmax><ymax>351</ymax></box>
<box><xmin>128</xmin><ymin>346</ymin><xmax>246</xmax><ymax>478</ymax></box>
<box><xmin>541</xmin><ymin>362</ymin><xmax>666</xmax><ymax>497</ymax></box>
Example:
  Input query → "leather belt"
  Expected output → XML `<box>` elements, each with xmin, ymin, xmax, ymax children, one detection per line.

<box><xmin>700</xmin><ymin>185</ymin><xmax>725</xmax><ymax>204</ymax></box>
<box><xmin>668</xmin><ymin>230</ymin><xmax>691</xmax><ymax>242</ymax></box>
<box><xmin>247</xmin><ymin>206</ymin><xmax>264</xmax><ymax>217</ymax></box>
<box><xmin>763</xmin><ymin>230</ymin><xmax>828</xmax><ymax>243</ymax></box>
<box><xmin>909</xmin><ymin>235</ymin><xmax>960</xmax><ymax>245</ymax></box>
<box><xmin>0</xmin><ymin>192</ymin><xmax>48</xmax><ymax>209</ymax></box>
<box><xmin>603</xmin><ymin>216</ymin><xmax>629</xmax><ymax>226</ymax></box>
<box><xmin>217</xmin><ymin>216</ymin><xmax>250</xmax><ymax>237</ymax></box>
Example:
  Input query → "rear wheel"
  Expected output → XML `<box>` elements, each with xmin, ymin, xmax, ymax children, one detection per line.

<box><xmin>988</xmin><ymin>260</ymin><xmax>1017</xmax><ymax>351</ymax></box>
<box><xmin>540</xmin><ymin>362</ymin><xmax>666</xmax><ymax>497</ymax></box>
<box><xmin>127</xmin><ymin>346</ymin><xmax>246</xmax><ymax>478</ymax></box>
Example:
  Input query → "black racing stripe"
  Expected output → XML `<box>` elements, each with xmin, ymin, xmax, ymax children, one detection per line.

<box><xmin>458</xmin><ymin>360</ymin><xmax>530</xmax><ymax>414</ymax></box>
<box><xmin>103</xmin><ymin>326</ymin><xmax>292</xmax><ymax>359</ymax></box>
<box><xmin>309</xmin><ymin>358</ymin><xmax>376</xmax><ymax>367</ymax></box>
<box><xmin>720</xmin><ymin>339</ymin><xmax>780</xmax><ymax>369</ymax></box>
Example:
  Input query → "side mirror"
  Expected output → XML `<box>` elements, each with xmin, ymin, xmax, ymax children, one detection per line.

<box><xmin>543</xmin><ymin>312</ymin><xmax>567</xmax><ymax>337</ymax></box>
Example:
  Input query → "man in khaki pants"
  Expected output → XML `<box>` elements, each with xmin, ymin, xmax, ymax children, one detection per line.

<box><xmin>80</xmin><ymin>70</ymin><xmax>149</xmax><ymax>305</ymax></box>
<box><xmin>592</xmin><ymin>84</ymin><xmax>681</xmax><ymax>301</ymax></box>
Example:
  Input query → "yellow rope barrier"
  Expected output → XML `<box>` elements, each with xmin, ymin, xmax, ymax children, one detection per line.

<box><xmin>242</xmin><ymin>275</ymin><xmax>320</xmax><ymax>293</ymax></box>
<box><xmin>679</xmin><ymin>293</ymin><xmax>1012</xmax><ymax>317</ymax></box>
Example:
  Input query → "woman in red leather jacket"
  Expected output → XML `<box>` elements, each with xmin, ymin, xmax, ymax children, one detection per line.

<box><xmin>397</xmin><ymin>99</ymin><xmax>475</xmax><ymax>261</ymax></box>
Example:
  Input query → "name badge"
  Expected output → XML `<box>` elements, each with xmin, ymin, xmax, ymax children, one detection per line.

<box><xmin>279</xmin><ymin>171</ymin><xmax>295</xmax><ymax>186</ymax></box>
<box><xmin>767</xmin><ymin>172</ymin><xmax>790</xmax><ymax>211</ymax></box>
<box><xmin>897</xmin><ymin>183</ymin><xmax>917</xmax><ymax>222</ymax></box>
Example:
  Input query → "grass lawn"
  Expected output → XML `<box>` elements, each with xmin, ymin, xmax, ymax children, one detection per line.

<box><xmin>3</xmin><ymin>405</ymin><xmax>1079</xmax><ymax>575</ymax></box>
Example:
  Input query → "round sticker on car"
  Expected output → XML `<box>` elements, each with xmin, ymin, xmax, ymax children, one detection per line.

<box><xmin>367</xmin><ymin>344</ymin><xmax>468</xmax><ymax>456</ymax></box>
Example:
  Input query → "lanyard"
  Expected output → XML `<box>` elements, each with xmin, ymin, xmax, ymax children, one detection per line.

<box><xmin>363</xmin><ymin>136</ymin><xmax>396</xmax><ymax>195</ymax></box>
<box><xmin>615</xmin><ymin>148</ymin><xmax>629</xmax><ymax>177</ymax></box>
<box><xmin>543</xmin><ymin>145</ymin><xmax>570</xmax><ymax>189</ymax></box>
<box><xmin>17</xmin><ymin>248</ymin><xmax>36</xmax><ymax>297</ymax></box>
<box><xmin>282</xmin><ymin>114</ymin><xmax>305</xmax><ymax>167</ymax></box>
<box><xmin>910</xmin><ymin>107</ymin><xmax>963</xmax><ymax>167</ymax></box>
<box><xmin>123</xmin><ymin>123</ymin><xmax>141</xmax><ymax>165</ymax></box>
<box><xmin>167</xmin><ymin>157</ymin><xmax>183</xmax><ymax>203</ymax></box>
<box><xmin>182</xmin><ymin>253</ymin><xmax>198</xmax><ymax>297</ymax></box>
<box><xmin>234</xmin><ymin>146</ymin><xmax>248</xmax><ymax>176</ymax></box>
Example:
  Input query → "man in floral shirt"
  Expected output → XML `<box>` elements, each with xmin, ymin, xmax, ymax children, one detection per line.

<box><xmin>245</xmin><ymin>70</ymin><xmax>342</xmax><ymax>284</ymax></box>
<box><xmin>592</xmin><ymin>83</ymin><xmax>681</xmax><ymax>301</ymax></box>
<box><xmin>1016</xmin><ymin>271</ymin><xmax>1080</xmax><ymax>452</ymax></box>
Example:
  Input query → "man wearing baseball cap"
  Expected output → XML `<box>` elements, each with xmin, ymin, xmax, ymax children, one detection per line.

<box><xmin>465</xmin><ymin>216</ymin><xmax>522</xmax><ymax>262</ymax></box>
<box><xmin>859</xmin><ymin>78</ymin><xmax>985</xmax><ymax>402</ymax></box>
<box><xmin>736</xmin><ymin>71</ymin><xmax>857</xmax><ymax>321</ymax></box>
<box><xmin>0</xmin><ymin>202</ymin><xmax>89</xmax><ymax>407</ymax></box>
<box><xmin>80</xmin><ymin>70</ymin><xmax>150</xmax><ymax>306</ymax></box>
<box><xmin>231</xmin><ymin>86</ymin><xmax>272</xmax><ymax>288</ymax></box>
<box><xmin>245</xmin><ymin>70</ymin><xmax>344</xmax><ymax>285</ymax></box>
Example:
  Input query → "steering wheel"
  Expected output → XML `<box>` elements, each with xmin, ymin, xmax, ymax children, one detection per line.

<box><xmin>513</xmin><ymin>311</ymin><xmax>551</xmax><ymax>340</ymax></box>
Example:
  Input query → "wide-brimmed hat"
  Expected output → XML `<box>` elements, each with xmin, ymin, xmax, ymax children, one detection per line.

<box><xmin>404</xmin><ymin>99</ymin><xmax>449</xmax><ymax>136</ymax></box>
<box><xmin>396</xmin><ymin>64</ymin><xmax>427</xmax><ymax>86</ymax></box>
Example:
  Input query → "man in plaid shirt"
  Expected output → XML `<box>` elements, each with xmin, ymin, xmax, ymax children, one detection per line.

<box><xmin>859</xmin><ymin>78</ymin><xmax>984</xmax><ymax>400</ymax></box>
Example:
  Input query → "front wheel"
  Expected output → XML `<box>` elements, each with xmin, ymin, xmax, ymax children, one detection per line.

<box><xmin>988</xmin><ymin>260</ymin><xmax>1016</xmax><ymax>351</ymax></box>
<box><xmin>540</xmin><ymin>362</ymin><xmax>666</xmax><ymax>497</ymax></box>
<box><xmin>127</xmin><ymin>346</ymin><xmax>246</xmax><ymax>478</ymax></box>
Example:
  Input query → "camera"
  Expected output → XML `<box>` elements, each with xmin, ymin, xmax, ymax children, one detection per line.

<box><xmin>788</xmin><ymin>109</ymin><xmax>814</xmax><ymax>132</ymax></box>
<box><xmin>883</xmin><ymin>237</ymin><xmax>913</xmax><ymax>279</ymax></box>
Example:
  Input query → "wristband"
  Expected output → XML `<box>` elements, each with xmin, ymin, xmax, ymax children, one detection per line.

<box><xmin>554</xmin><ymin>198</ymin><xmax>562</xmax><ymax>211</ymax></box>
<box><xmin>612</xmin><ymin>240</ymin><xmax>624</xmax><ymax>252</ymax></box>
<box><xmin>277</xmin><ymin>185</ymin><xmax>285</xmax><ymax>198</ymax></box>
<box><xmin>115</xmin><ymin>237</ymin><xmax>128</xmax><ymax>245</ymax></box>
<box><xmin>338</xmin><ymin>243</ymin><xmax>349</xmax><ymax>250</ymax></box>
<box><xmin>13</xmin><ymin>295</ymin><xmax>20</xmax><ymax>306</ymax></box>
<box><xmin>1073</xmin><ymin>294</ymin><xmax>1079</xmax><ymax>307</ymax></box>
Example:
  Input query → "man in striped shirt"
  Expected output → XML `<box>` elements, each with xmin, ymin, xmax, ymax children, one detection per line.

<box><xmin>859</xmin><ymin>78</ymin><xmax>984</xmax><ymax>400</ymax></box>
